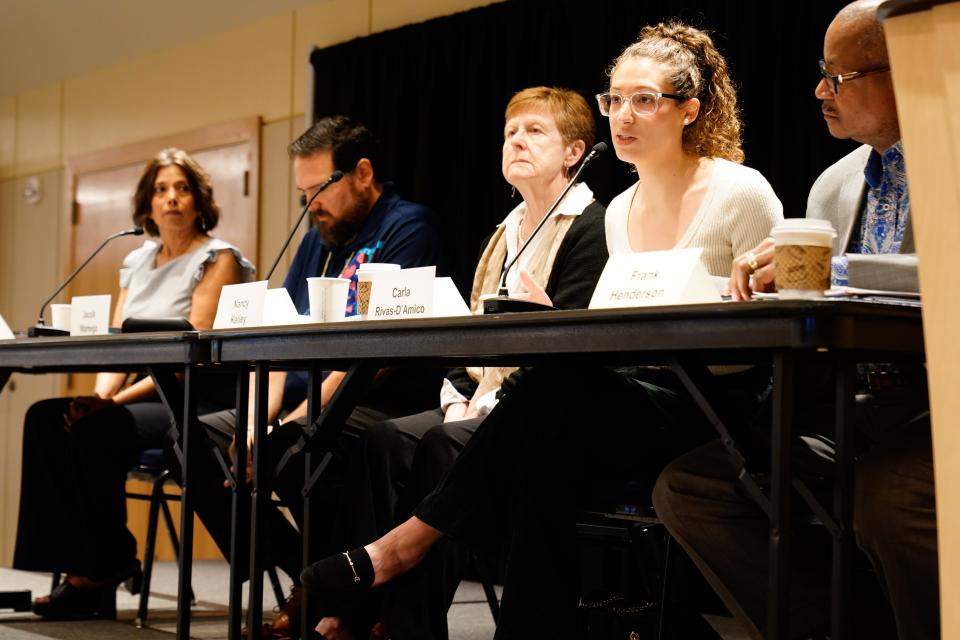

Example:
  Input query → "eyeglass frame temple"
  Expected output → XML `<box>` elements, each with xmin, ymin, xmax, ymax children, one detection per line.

<box><xmin>819</xmin><ymin>60</ymin><xmax>890</xmax><ymax>93</ymax></box>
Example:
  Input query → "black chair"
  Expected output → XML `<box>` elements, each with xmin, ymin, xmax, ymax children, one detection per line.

<box><xmin>127</xmin><ymin>449</ymin><xmax>289</xmax><ymax>628</ymax></box>
<box><xmin>124</xmin><ymin>447</ymin><xmax>196</xmax><ymax>628</ymax></box>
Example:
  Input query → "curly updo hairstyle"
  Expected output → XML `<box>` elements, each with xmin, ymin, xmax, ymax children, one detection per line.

<box><xmin>132</xmin><ymin>147</ymin><xmax>220</xmax><ymax>237</ymax></box>
<box><xmin>610</xmin><ymin>22</ymin><xmax>744</xmax><ymax>163</ymax></box>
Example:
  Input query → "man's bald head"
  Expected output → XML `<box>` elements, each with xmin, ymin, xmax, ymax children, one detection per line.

<box><xmin>833</xmin><ymin>1</ymin><xmax>888</xmax><ymax>68</ymax></box>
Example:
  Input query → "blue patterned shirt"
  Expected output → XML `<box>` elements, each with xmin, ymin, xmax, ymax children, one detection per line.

<box><xmin>831</xmin><ymin>141</ymin><xmax>910</xmax><ymax>285</ymax></box>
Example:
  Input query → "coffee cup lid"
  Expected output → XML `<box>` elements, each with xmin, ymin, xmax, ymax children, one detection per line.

<box><xmin>772</xmin><ymin>218</ymin><xmax>837</xmax><ymax>237</ymax></box>
<box><xmin>357</xmin><ymin>262</ymin><xmax>401</xmax><ymax>271</ymax></box>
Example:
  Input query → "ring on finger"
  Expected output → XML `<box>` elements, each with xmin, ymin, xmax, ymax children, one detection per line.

<box><xmin>745</xmin><ymin>251</ymin><xmax>760</xmax><ymax>272</ymax></box>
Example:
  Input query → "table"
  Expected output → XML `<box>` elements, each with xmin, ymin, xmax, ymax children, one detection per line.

<box><xmin>206</xmin><ymin>299</ymin><xmax>925</xmax><ymax>640</ymax></box>
<box><xmin>0</xmin><ymin>331</ymin><xmax>206</xmax><ymax>639</ymax></box>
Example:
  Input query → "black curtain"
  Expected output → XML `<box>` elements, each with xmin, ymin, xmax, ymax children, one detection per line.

<box><xmin>311</xmin><ymin>0</ymin><xmax>853</xmax><ymax>291</ymax></box>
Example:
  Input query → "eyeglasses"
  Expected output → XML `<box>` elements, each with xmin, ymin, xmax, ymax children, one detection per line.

<box><xmin>595</xmin><ymin>91</ymin><xmax>688</xmax><ymax>117</ymax></box>
<box><xmin>818</xmin><ymin>59</ymin><xmax>890</xmax><ymax>94</ymax></box>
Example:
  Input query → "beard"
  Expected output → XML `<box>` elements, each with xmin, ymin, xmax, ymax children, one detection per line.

<box><xmin>315</xmin><ymin>185</ymin><xmax>369</xmax><ymax>247</ymax></box>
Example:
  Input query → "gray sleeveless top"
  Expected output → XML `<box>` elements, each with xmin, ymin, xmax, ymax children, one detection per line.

<box><xmin>119</xmin><ymin>237</ymin><xmax>255</xmax><ymax>320</ymax></box>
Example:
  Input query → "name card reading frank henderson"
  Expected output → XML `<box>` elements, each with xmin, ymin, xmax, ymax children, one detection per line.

<box><xmin>589</xmin><ymin>248</ymin><xmax>721</xmax><ymax>309</ymax></box>
<box><xmin>368</xmin><ymin>266</ymin><xmax>436</xmax><ymax>319</ymax></box>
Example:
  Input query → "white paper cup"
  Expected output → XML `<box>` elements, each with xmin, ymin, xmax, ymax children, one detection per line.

<box><xmin>356</xmin><ymin>263</ymin><xmax>401</xmax><ymax>316</ymax></box>
<box><xmin>50</xmin><ymin>304</ymin><xmax>71</xmax><ymax>331</ymax></box>
<box><xmin>771</xmin><ymin>219</ymin><xmax>837</xmax><ymax>299</ymax></box>
<box><xmin>307</xmin><ymin>277</ymin><xmax>350</xmax><ymax>323</ymax></box>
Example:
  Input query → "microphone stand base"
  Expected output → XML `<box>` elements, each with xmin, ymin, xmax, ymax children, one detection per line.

<box><xmin>482</xmin><ymin>296</ymin><xmax>555</xmax><ymax>315</ymax></box>
<box><xmin>27</xmin><ymin>325</ymin><xmax>69</xmax><ymax>337</ymax></box>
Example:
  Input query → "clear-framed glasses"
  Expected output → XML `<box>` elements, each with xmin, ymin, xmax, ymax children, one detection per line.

<box><xmin>595</xmin><ymin>90</ymin><xmax>688</xmax><ymax>117</ymax></box>
<box><xmin>818</xmin><ymin>59</ymin><xmax>890</xmax><ymax>94</ymax></box>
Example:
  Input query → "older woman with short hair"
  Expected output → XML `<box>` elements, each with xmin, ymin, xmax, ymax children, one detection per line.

<box><xmin>258</xmin><ymin>87</ymin><xmax>609</xmax><ymax>640</ymax></box>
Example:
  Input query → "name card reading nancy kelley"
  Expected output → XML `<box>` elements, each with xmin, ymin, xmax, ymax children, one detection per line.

<box><xmin>70</xmin><ymin>294</ymin><xmax>112</xmax><ymax>336</ymax></box>
<box><xmin>368</xmin><ymin>266</ymin><xmax>436</xmax><ymax>319</ymax></box>
<box><xmin>213</xmin><ymin>281</ymin><xmax>268</xmax><ymax>329</ymax></box>
<box><xmin>589</xmin><ymin>248</ymin><xmax>722</xmax><ymax>309</ymax></box>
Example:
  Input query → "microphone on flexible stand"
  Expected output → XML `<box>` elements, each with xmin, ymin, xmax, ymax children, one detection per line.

<box><xmin>483</xmin><ymin>142</ymin><xmax>607</xmax><ymax>314</ymax></box>
<box><xmin>28</xmin><ymin>227</ymin><xmax>146</xmax><ymax>337</ymax></box>
<box><xmin>265</xmin><ymin>170</ymin><xmax>344</xmax><ymax>281</ymax></box>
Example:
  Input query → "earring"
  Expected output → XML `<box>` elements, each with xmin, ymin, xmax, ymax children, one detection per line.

<box><xmin>199</xmin><ymin>216</ymin><xmax>208</xmax><ymax>232</ymax></box>
<box><xmin>511</xmin><ymin>185</ymin><xmax>517</xmax><ymax>198</ymax></box>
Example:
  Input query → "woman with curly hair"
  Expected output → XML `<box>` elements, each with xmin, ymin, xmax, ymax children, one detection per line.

<box><xmin>304</xmin><ymin>23</ymin><xmax>782</xmax><ymax>639</ymax></box>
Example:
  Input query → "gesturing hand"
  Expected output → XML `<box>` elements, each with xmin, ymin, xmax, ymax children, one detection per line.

<box><xmin>517</xmin><ymin>270</ymin><xmax>553</xmax><ymax>307</ymax></box>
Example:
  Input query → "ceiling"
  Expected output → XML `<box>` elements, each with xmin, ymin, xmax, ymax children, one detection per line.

<box><xmin>0</xmin><ymin>0</ymin><xmax>326</xmax><ymax>98</ymax></box>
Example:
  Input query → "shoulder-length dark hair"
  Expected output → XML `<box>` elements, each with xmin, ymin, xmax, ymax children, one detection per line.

<box><xmin>132</xmin><ymin>148</ymin><xmax>220</xmax><ymax>236</ymax></box>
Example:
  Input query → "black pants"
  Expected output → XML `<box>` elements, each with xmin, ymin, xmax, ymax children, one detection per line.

<box><xmin>412</xmin><ymin>365</ymin><xmax>769</xmax><ymax>640</ymax></box>
<box><xmin>653</xmin><ymin>398</ymin><xmax>937</xmax><ymax>639</ymax></box>
<box><xmin>13</xmin><ymin>398</ymin><xmax>171</xmax><ymax>579</ymax></box>
<box><xmin>177</xmin><ymin>404</ymin><xmax>433</xmax><ymax>584</ymax></box>
<box><xmin>332</xmin><ymin>408</ymin><xmax>483</xmax><ymax>640</ymax></box>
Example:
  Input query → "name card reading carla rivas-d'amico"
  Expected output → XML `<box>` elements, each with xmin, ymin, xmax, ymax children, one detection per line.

<box><xmin>589</xmin><ymin>248</ymin><xmax>722</xmax><ymax>309</ymax></box>
<box><xmin>213</xmin><ymin>281</ymin><xmax>268</xmax><ymax>329</ymax></box>
<box><xmin>368</xmin><ymin>266</ymin><xmax>436</xmax><ymax>319</ymax></box>
<box><xmin>70</xmin><ymin>294</ymin><xmax>112</xmax><ymax>336</ymax></box>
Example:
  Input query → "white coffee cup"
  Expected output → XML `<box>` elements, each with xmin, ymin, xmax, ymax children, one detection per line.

<box><xmin>356</xmin><ymin>263</ymin><xmax>401</xmax><ymax>317</ymax></box>
<box><xmin>307</xmin><ymin>277</ymin><xmax>350</xmax><ymax>323</ymax></box>
<box><xmin>50</xmin><ymin>304</ymin><xmax>72</xmax><ymax>331</ymax></box>
<box><xmin>771</xmin><ymin>219</ymin><xmax>837</xmax><ymax>299</ymax></box>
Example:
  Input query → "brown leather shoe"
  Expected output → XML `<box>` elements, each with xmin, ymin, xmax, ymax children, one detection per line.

<box><xmin>244</xmin><ymin>586</ymin><xmax>302</xmax><ymax>640</ymax></box>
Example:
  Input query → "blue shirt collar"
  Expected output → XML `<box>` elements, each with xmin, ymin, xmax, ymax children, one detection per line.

<box><xmin>864</xmin><ymin>140</ymin><xmax>903</xmax><ymax>189</ymax></box>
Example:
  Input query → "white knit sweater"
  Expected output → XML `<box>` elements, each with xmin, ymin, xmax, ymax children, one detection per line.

<box><xmin>605</xmin><ymin>158</ymin><xmax>783</xmax><ymax>277</ymax></box>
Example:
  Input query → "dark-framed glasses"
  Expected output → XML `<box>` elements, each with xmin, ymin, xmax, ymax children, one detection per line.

<box><xmin>818</xmin><ymin>59</ymin><xmax>890</xmax><ymax>94</ymax></box>
<box><xmin>595</xmin><ymin>90</ymin><xmax>688</xmax><ymax>117</ymax></box>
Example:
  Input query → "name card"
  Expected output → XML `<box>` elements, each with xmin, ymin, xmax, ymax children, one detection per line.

<box><xmin>432</xmin><ymin>277</ymin><xmax>470</xmax><ymax>317</ymax></box>
<box><xmin>70</xmin><ymin>294</ymin><xmax>111</xmax><ymax>336</ymax></box>
<box><xmin>0</xmin><ymin>313</ymin><xmax>14</xmax><ymax>340</ymax></box>
<box><xmin>213</xmin><ymin>281</ymin><xmax>268</xmax><ymax>329</ymax></box>
<box><xmin>262</xmin><ymin>288</ymin><xmax>301</xmax><ymax>326</ymax></box>
<box><xmin>589</xmin><ymin>248</ymin><xmax>722</xmax><ymax>309</ymax></box>
<box><xmin>368</xmin><ymin>266</ymin><xmax>436</xmax><ymax>320</ymax></box>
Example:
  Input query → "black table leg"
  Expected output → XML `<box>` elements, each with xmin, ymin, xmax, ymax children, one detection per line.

<box><xmin>228</xmin><ymin>368</ymin><xmax>250</xmax><ymax>640</ymax></box>
<box><xmin>300</xmin><ymin>363</ymin><xmax>323</xmax><ymax>640</ymax></box>
<box><xmin>247</xmin><ymin>362</ymin><xmax>270</xmax><ymax>636</ymax></box>
<box><xmin>293</xmin><ymin>361</ymin><xmax>378</xmax><ymax>639</ymax></box>
<box><xmin>832</xmin><ymin>358</ymin><xmax>855</xmax><ymax>640</ymax></box>
<box><xmin>148</xmin><ymin>364</ymin><xmax>194</xmax><ymax>640</ymax></box>
<box><xmin>768</xmin><ymin>352</ymin><xmax>795</xmax><ymax>640</ymax></box>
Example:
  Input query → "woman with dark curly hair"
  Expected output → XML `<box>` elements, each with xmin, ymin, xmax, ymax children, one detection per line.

<box><xmin>13</xmin><ymin>148</ymin><xmax>253</xmax><ymax>620</ymax></box>
<box><xmin>304</xmin><ymin>23</ymin><xmax>782</xmax><ymax>640</ymax></box>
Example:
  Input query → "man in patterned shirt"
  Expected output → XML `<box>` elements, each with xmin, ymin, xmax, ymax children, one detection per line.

<box><xmin>651</xmin><ymin>2</ymin><xmax>937</xmax><ymax>639</ymax></box>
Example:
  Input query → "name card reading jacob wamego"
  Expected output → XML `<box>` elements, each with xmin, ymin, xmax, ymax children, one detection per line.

<box><xmin>368</xmin><ymin>266</ymin><xmax>436</xmax><ymax>319</ymax></box>
<box><xmin>70</xmin><ymin>294</ymin><xmax>111</xmax><ymax>336</ymax></box>
<box><xmin>213</xmin><ymin>281</ymin><xmax>268</xmax><ymax>329</ymax></box>
<box><xmin>589</xmin><ymin>248</ymin><xmax>722</xmax><ymax>309</ymax></box>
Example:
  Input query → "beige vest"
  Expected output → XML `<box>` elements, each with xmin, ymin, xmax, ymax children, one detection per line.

<box><xmin>465</xmin><ymin>214</ymin><xmax>576</xmax><ymax>408</ymax></box>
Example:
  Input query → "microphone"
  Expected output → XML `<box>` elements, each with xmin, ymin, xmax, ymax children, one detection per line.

<box><xmin>28</xmin><ymin>227</ymin><xmax>145</xmax><ymax>337</ymax></box>
<box><xmin>484</xmin><ymin>142</ymin><xmax>607</xmax><ymax>314</ymax></box>
<box><xmin>265</xmin><ymin>170</ymin><xmax>344</xmax><ymax>281</ymax></box>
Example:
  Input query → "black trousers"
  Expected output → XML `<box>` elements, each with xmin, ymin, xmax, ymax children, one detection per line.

<box><xmin>178</xmin><ymin>404</ymin><xmax>435</xmax><ymax>584</ymax></box>
<box><xmin>13</xmin><ymin>398</ymin><xmax>171</xmax><ymax>580</ymax></box>
<box><xmin>412</xmin><ymin>365</ymin><xmax>768</xmax><ymax>640</ymax></box>
<box><xmin>331</xmin><ymin>408</ymin><xmax>483</xmax><ymax>640</ymax></box>
<box><xmin>652</xmin><ymin>398</ymin><xmax>937</xmax><ymax>640</ymax></box>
